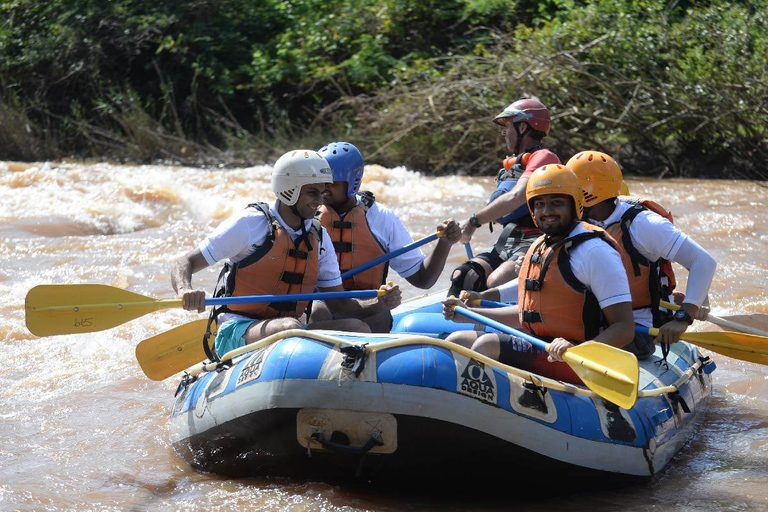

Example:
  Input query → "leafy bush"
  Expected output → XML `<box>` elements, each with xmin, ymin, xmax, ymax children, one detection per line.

<box><xmin>0</xmin><ymin>0</ymin><xmax>765</xmax><ymax>178</ymax></box>
<box><xmin>320</xmin><ymin>0</ymin><xmax>767</xmax><ymax>179</ymax></box>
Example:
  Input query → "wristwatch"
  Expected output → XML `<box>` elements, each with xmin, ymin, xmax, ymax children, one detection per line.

<box><xmin>673</xmin><ymin>309</ymin><xmax>694</xmax><ymax>325</ymax></box>
<box><xmin>469</xmin><ymin>214</ymin><xmax>481</xmax><ymax>228</ymax></box>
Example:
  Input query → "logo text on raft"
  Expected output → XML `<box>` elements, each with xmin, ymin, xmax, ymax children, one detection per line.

<box><xmin>460</xmin><ymin>359</ymin><xmax>495</xmax><ymax>402</ymax></box>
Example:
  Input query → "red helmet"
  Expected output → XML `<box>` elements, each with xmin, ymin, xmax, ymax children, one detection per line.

<box><xmin>492</xmin><ymin>98</ymin><xmax>551</xmax><ymax>135</ymax></box>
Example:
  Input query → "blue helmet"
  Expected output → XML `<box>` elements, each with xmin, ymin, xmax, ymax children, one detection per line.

<box><xmin>318</xmin><ymin>142</ymin><xmax>364</xmax><ymax>198</ymax></box>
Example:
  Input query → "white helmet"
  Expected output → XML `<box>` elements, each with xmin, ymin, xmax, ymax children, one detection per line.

<box><xmin>271</xmin><ymin>150</ymin><xmax>333</xmax><ymax>206</ymax></box>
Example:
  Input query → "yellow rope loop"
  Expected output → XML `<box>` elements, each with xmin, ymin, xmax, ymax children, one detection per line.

<box><xmin>188</xmin><ymin>329</ymin><xmax>703</xmax><ymax>401</ymax></box>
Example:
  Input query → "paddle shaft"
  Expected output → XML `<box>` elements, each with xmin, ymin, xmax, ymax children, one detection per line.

<box><xmin>204</xmin><ymin>289</ymin><xmax>382</xmax><ymax>305</ymax></box>
<box><xmin>454</xmin><ymin>306</ymin><xmax>546</xmax><ymax>350</ymax></box>
<box><xmin>33</xmin><ymin>289</ymin><xmax>383</xmax><ymax>313</ymax></box>
<box><xmin>660</xmin><ymin>300</ymin><xmax>768</xmax><ymax>337</ymax></box>
<box><xmin>477</xmin><ymin>299</ymin><xmax>512</xmax><ymax>308</ymax></box>
<box><xmin>464</xmin><ymin>242</ymin><xmax>473</xmax><ymax>259</ymax></box>
<box><xmin>340</xmin><ymin>232</ymin><xmax>439</xmax><ymax>281</ymax></box>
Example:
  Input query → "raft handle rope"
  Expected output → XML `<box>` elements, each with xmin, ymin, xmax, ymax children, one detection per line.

<box><xmin>339</xmin><ymin>342</ymin><xmax>369</xmax><ymax>377</ymax></box>
<box><xmin>174</xmin><ymin>372</ymin><xmax>197</xmax><ymax>397</ymax></box>
<box><xmin>307</xmin><ymin>430</ymin><xmax>384</xmax><ymax>477</ymax></box>
<box><xmin>185</xmin><ymin>329</ymin><xmax>704</xmax><ymax>401</ymax></box>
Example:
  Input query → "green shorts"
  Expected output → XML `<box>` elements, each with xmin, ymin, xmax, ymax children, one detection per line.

<box><xmin>214</xmin><ymin>317</ymin><xmax>310</xmax><ymax>357</ymax></box>
<box><xmin>214</xmin><ymin>319</ymin><xmax>256</xmax><ymax>356</ymax></box>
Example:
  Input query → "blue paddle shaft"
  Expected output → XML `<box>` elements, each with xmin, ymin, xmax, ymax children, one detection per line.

<box><xmin>340</xmin><ymin>232</ymin><xmax>439</xmax><ymax>280</ymax></box>
<box><xmin>478</xmin><ymin>299</ymin><xmax>512</xmax><ymax>308</ymax></box>
<box><xmin>204</xmin><ymin>289</ymin><xmax>379</xmax><ymax>306</ymax></box>
<box><xmin>454</xmin><ymin>305</ymin><xmax>548</xmax><ymax>352</ymax></box>
<box><xmin>464</xmin><ymin>242</ymin><xmax>473</xmax><ymax>259</ymax></box>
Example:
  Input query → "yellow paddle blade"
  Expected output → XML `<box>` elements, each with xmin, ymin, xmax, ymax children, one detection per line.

<box><xmin>25</xmin><ymin>284</ymin><xmax>181</xmax><ymax>337</ymax></box>
<box><xmin>648</xmin><ymin>327</ymin><xmax>768</xmax><ymax>365</ymax></box>
<box><xmin>563</xmin><ymin>342</ymin><xmax>639</xmax><ymax>409</ymax></box>
<box><xmin>135</xmin><ymin>320</ymin><xmax>212</xmax><ymax>381</ymax></box>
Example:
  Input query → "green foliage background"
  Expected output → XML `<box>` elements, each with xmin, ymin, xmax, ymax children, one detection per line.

<box><xmin>1</xmin><ymin>0</ymin><xmax>766</xmax><ymax>178</ymax></box>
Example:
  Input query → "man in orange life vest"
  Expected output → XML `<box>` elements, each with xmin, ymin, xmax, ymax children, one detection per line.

<box><xmin>312</xmin><ymin>142</ymin><xmax>462</xmax><ymax>332</ymax></box>
<box><xmin>567</xmin><ymin>150</ymin><xmax>716</xmax><ymax>348</ymax></box>
<box><xmin>442</xmin><ymin>164</ymin><xmax>635</xmax><ymax>383</ymax></box>
<box><xmin>450</xmin><ymin>98</ymin><xmax>561</xmax><ymax>297</ymax></box>
<box><xmin>172</xmin><ymin>149</ymin><xmax>401</xmax><ymax>356</ymax></box>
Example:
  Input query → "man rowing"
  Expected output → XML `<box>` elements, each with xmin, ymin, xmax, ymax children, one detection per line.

<box><xmin>450</xmin><ymin>98</ymin><xmax>561</xmax><ymax>297</ymax></box>
<box><xmin>567</xmin><ymin>150</ymin><xmax>716</xmax><ymax>348</ymax></box>
<box><xmin>443</xmin><ymin>164</ymin><xmax>634</xmax><ymax>383</ymax></box>
<box><xmin>171</xmin><ymin>149</ymin><xmax>399</xmax><ymax>356</ymax></box>
<box><xmin>313</xmin><ymin>142</ymin><xmax>461</xmax><ymax>331</ymax></box>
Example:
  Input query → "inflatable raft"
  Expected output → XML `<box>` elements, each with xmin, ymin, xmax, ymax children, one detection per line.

<box><xmin>169</xmin><ymin>294</ymin><xmax>715</xmax><ymax>480</ymax></box>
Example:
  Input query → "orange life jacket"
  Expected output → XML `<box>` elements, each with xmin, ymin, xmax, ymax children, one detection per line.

<box><xmin>609</xmin><ymin>197</ymin><xmax>678</xmax><ymax>326</ymax></box>
<box><xmin>518</xmin><ymin>222</ymin><xmax>619</xmax><ymax>341</ymax></box>
<box><xmin>219</xmin><ymin>203</ymin><xmax>321</xmax><ymax>319</ymax></box>
<box><xmin>316</xmin><ymin>192</ymin><xmax>388</xmax><ymax>290</ymax></box>
<box><xmin>492</xmin><ymin>147</ymin><xmax>558</xmax><ymax>234</ymax></box>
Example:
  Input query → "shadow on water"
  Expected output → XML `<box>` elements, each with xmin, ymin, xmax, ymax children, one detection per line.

<box><xmin>325</xmin><ymin>469</ymin><xmax>651</xmax><ymax>510</ymax></box>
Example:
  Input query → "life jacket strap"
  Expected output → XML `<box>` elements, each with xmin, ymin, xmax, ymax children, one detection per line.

<box><xmin>268</xmin><ymin>301</ymin><xmax>297</xmax><ymax>312</ymax></box>
<box><xmin>493</xmin><ymin>223</ymin><xmax>526</xmax><ymax>256</ymax></box>
<box><xmin>524</xmin><ymin>278</ymin><xmax>542</xmax><ymax>291</ymax></box>
<box><xmin>333</xmin><ymin>241</ymin><xmax>353</xmax><ymax>253</ymax></box>
<box><xmin>288</xmin><ymin>248</ymin><xmax>309</xmax><ymax>260</ymax></box>
<box><xmin>521</xmin><ymin>310</ymin><xmax>543</xmax><ymax>323</ymax></box>
<box><xmin>281</xmin><ymin>271</ymin><xmax>305</xmax><ymax>285</ymax></box>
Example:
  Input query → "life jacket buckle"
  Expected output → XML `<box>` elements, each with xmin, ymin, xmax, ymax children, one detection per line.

<box><xmin>524</xmin><ymin>279</ymin><xmax>541</xmax><ymax>291</ymax></box>
<box><xmin>521</xmin><ymin>310</ymin><xmax>542</xmax><ymax>323</ymax></box>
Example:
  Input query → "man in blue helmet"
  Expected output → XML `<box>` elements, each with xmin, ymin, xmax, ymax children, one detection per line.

<box><xmin>314</xmin><ymin>141</ymin><xmax>462</xmax><ymax>331</ymax></box>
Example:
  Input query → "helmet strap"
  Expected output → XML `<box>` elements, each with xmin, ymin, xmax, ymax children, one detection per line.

<box><xmin>294</xmin><ymin>215</ymin><xmax>313</xmax><ymax>252</ymax></box>
<box><xmin>339</xmin><ymin>196</ymin><xmax>357</xmax><ymax>214</ymax></box>
<box><xmin>512</xmin><ymin>122</ymin><xmax>532</xmax><ymax>155</ymax></box>
<box><xmin>290</xmin><ymin>202</ymin><xmax>314</xmax><ymax>250</ymax></box>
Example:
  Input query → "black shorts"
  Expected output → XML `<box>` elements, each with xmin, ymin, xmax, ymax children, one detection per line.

<box><xmin>497</xmin><ymin>334</ymin><xmax>580</xmax><ymax>384</ymax></box>
<box><xmin>622</xmin><ymin>329</ymin><xmax>656</xmax><ymax>360</ymax></box>
<box><xmin>476</xmin><ymin>229</ymin><xmax>535</xmax><ymax>270</ymax></box>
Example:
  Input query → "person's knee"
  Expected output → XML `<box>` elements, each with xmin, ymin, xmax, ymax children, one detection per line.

<box><xmin>311</xmin><ymin>317</ymin><xmax>371</xmax><ymax>333</ymax></box>
<box><xmin>346</xmin><ymin>318</ymin><xmax>371</xmax><ymax>333</ymax></box>
<box><xmin>486</xmin><ymin>261</ymin><xmax>520</xmax><ymax>288</ymax></box>
<box><xmin>282</xmin><ymin>317</ymin><xmax>304</xmax><ymax>330</ymax></box>
<box><xmin>365</xmin><ymin>312</ymin><xmax>394</xmax><ymax>333</ymax></box>
<box><xmin>471</xmin><ymin>335</ymin><xmax>500</xmax><ymax>359</ymax></box>
<box><xmin>445</xmin><ymin>331</ymin><xmax>465</xmax><ymax>344</ymax></box>
<box><xmin>309</xmin><ymin>301</ymin><xmax>333</xmax><ymax>322</ymax></box>
<box><xmin>244</xmin><ymin>317</ymin><xmax>301</xmax><ymax>343</ymax></box>
<box><xmin>445</xmin><ymin>330</ymin><xmax>478</xmax><ymax>348</ymax></box>
<box><xmin>448</xmin><ymin>260</ymin><xmax>488</xmax><ymax>297</ymax></box>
